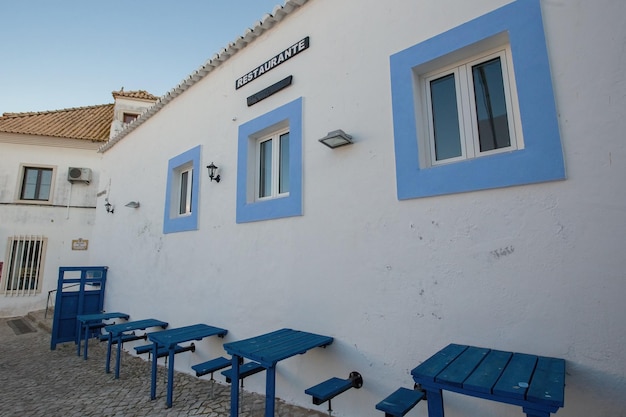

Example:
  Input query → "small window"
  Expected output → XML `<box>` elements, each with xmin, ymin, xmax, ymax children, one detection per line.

<box><xmin>163</xmin><ymin>146</ymin><xmax>200</xmax><ymax>234</ymax></box>
<box><xmin>257</xmin><ymin>130</ymin><xmax>290</xmax><ymax>200</ymax></box>
<box><xmin>21</xmin><ymin>167</ymin><xmax>53</xmax><ymax>200</ymax></box>
<box><xmin>17</xmin><ymin>165</ymin><xmax>55</xmax><ymax>204</ymax></box>
<box><xmin>123</xmin><ymin>113</ymin><xmax>139</xmax><ymax>123</ymax></box>
<box><xmin>2</xmin><ymin>235</ymin><xmax>47</xmax><ymax>296</ymax></box>
<box><xmin>236</xmin><ymin>97</ymin><xmax>303</xmax><ymax>223</ymax></box>
<box><xmin>423</xmin><ymin>49</ymin><xmax>520</xmax><ymax>166</ymax></box>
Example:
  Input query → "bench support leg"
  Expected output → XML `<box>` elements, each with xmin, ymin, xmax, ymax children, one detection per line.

<box><xmin>115</xmin><ymin>337</ymin><xmax>123</xmax><ymax>379</ymax></box>
<box><xmin>150</xmin><ymin>344</ymin><xmax>158</xmax><ymax>400</ymax></box>
<box><xmin>105</xmin><ymin>334</ymin><xmax>113</xmax><ymax>374</ymax></box>
<box><xmin>230</xmin><ymin>355</ymin><xmax>241</xmax><ymax>417</ymax></box>
<box><xmin>426</xmin><ymin>389</ymin><xmax>445</xmax><ymax>417</ymax></box>
<box><xmin>266</xmin><ymin>365</ymin><xmax>276</xmax><ymax>417</ymax></box>
<box><xmin>166</xmin><ymin>349</ymin><xmax>176</xmax><ymax>408</ymax></box>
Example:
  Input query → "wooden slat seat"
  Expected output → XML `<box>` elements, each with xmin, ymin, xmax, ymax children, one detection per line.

<box><xmin>192</xmin><ymin>356</ymin><xmax>232</xmax><ymax>378</ymax></box>
<box><xmin>221</xmin><ymin>361</ymin><xmax>264</xmax><ymax>384</ymax></box>
<box><xmin>375</xmin><ymin>387</ymin><xmax>425</xmax><ymax>417</ymax></box>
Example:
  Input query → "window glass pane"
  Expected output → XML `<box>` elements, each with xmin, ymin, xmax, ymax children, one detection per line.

<box><xmin>279</xmin><ymin>132</ymin><xmax>290</xmax><ymax>194</ymax></box>
<box><xmin>39</xmin><ymin>169</ymin><xmax>52</xmax><ymax>200</ymax></box>
<box><xmin>22</xmin><ymin>169</ymin><xmax>38</xmax><ymax>199</ymax></box>
<box><xmin>259</xmin><ymin>139</ymin><xmax>273</xmax><ymax>198</ymax></box>
<box><xmin>472</xmin><ymin>57</ymin><xmax>511</xmax><ymax>152</ymax></box>
<box><xmin>430</xmin><ymin>74</ymin><xmax>462</xmax><ymax>161</ymax></box>
<box><xmin>179</xmin><ymin>170</ymin><xmax>189</xmax><ymax>214</ymax></box>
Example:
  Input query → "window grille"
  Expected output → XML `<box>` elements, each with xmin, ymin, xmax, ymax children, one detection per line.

<box><xmin>2</xmin><ymin>235</ymin><xmax>46</xmax><ymax>296</ymax></box>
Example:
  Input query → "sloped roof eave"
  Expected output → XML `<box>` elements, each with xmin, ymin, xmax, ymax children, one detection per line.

<box><xmin>98</xmin><ymin>0</ymin><xmax>311</xmax><ymax>153</ymax></box>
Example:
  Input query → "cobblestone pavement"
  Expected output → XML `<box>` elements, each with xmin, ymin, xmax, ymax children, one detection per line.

<box><xmin>0</xmin><ymin>312</ymin><xmax>329</xmax><ymax>417</ymax></box>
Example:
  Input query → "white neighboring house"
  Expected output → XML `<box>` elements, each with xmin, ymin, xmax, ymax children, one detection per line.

<box><xmin>0</xmin><ymin>90</ymin><xmax>157</xmax><ymax>317</ymax></box>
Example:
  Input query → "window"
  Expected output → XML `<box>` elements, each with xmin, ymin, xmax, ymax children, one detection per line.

<box><xmin>163</xmin><ymin>146</ymin><xmax>201</xmax><ymax>233</ymax></box>
<box><xmin>178</xmin><ymin>166</ymin><xmax>193</xmax><ymax>216</ymax></box>
<box><xmin>123</xmin><ymin>113</ymin><xmax>139</xmax><ymax>123</ymax></box>
<box><xmin>2</xmin><ymin>235</ymin><xmax>47</xmax><ymax>296</ymax></box>
<box><xmin>17</xmin><ymin>165</ymin><xmax>55</xmax><ymax>204</ymax></box>
<box><xmin>423</xmin><ymin>48</ymin><xmax>520</xmax><ymax>166</ymax></box>
<box><xmin>257</xmin><ymin>130</ymin><xmax>290</xmax><ymax>199</ymax></box>
<box><xmin>237</xmin><ymin>97</ymin><xmax>302</xmax><ymax>223</ymax></box>
<box><xmin>389</xmin><ymin>0</ymin><xmax>565</xmax><ymax>200</ymax></box>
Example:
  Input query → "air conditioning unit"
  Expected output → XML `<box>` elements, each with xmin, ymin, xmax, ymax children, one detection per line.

<box><xmin>67</xmin><ymin>167</ymin><xmax>92</xmax><ymax>184</ymax></box>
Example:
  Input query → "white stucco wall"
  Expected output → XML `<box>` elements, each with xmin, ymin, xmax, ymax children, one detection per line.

<box><xmin>91</xmin><ymin>0</ymin><xmax>626</xmax><ymax>416</ymax></box>
<box><xmin>0</xmin><ymin>139</ymin><xmax>101</xmax><ymax>316</ymax></box>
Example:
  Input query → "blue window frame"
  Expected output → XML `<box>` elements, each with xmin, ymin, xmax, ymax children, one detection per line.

<box><xmin>163</xmin><ymin>145</ymin><xmax>201</xmax><ymax>233</ymax></box>
<box><xmin>236</xmin><ymin>97</ymin><xmax>303</xmax><ymax>223</ymax></box>
<box><xmin>390</xmin><ymin>0</ymin><xmax>565</xmax><ymax>200</ymax></box>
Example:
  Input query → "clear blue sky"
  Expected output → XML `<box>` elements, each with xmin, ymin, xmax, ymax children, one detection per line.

<box><xmin>0</xmin><ymin>0</ymin><xmax>283</xmax><ymax>115</ymax></box>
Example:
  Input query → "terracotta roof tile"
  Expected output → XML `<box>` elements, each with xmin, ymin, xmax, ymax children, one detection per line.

<box><xmin>0</xmin><ymin>104</ymin><xmax>114</xmax><ymax>142</ymax></box>
<box><xmin>112</xmin><ymin>89</ymin><xmax>159</xmax><ymax>101</ymax></box>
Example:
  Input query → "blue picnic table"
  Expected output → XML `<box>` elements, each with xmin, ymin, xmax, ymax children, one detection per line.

<box><xmin>411</xmin><ymin>344</ymin><xmax>566</xmax><ymax>417</ymax></box>
<box><xmin>103</xmin><ymin>318</ymin><xmax>169</xmax><ymax>378</ymax></box>
<box><xmin>147</xmin><ymin>323</ymin><xmax>228</xmax><ymax>408</ymax></box>
<box><xmin>223</xmin><ymin>328</ymin><xmax>334</xmax><ymax>417</ymax></box>
<box><xmin>76</xmin><ymin>312</ymin><xmax>129</xmax><ymax>360</ymax></box>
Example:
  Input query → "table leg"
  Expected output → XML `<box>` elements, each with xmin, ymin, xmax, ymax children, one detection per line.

<box><xmin>230</xmin><ymin>355</ymin><xmax>241</xmax><ymax>417</ymax></box>
<box><xmin>150</xmin><ymin>343</ymin><xmax>158</xmax><ymax>400</ymax></box>
<box><xmin>426</xmin><ymin>388</ymin><xmax>445</xmax><ymax>417</ymax></box>
<box><xmin>76</xmin><ymin>322</ymin><xmax>82</xmax><ymax>356</ymax></box>
<box><xmin>105</xmin><ymin>333</ymin><xmax>113</xmax><ymax>373</ymax></box>
<box><xmin>83</xmin><ymin>324</ymin><xmax>90</xmax><ymax>360</ymax></box>
<box><xmin>115</xmin><ymin>336</ymin><xmax>123</xmax><ymax>379</ymax></box>
<box><xmin>166</xmin><ymin>348</ymin><xmax>175</xmax><ymax>408</ymax></box>
<box><xmin>523</xmin><ymin>407</ymin><xmax>551</xmax><ymax>417</ymax></box>
<box><xmin>265</xmin><ymin>365</ymin><xmax>276</xmax><ymax>417</ymax></box>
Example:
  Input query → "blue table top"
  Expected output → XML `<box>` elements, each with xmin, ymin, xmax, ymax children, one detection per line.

<box><xmin>105</xmin><ymin>319</ymin><xmax>168</xmax><ymax>337</ymax></box>
<box><xmin>223</xmin><ymin>328</ymin><xmax>333</xmax><ymax>367</ymax></box>
<box><xmin>411</xmin><ymin>344</ymin><xmax>565</xmax><ymax>409</ymax></box>
<box><xmin>148</xmin><ymin>323</ymin><xmax>227</xmax><ymax>349</ymax></box>
<box><xmin>77</xmin><ymin>312</ymin><xmax>129</xmax><ymax>322</ymax></box>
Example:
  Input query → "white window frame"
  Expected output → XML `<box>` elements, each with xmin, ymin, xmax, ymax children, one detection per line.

<box><xmin>421</xmin><ymin>46</ymin><xmax>523</xmax><ymax>167</ymax></box>
<box><xmin>255</xmin><ymin>128</ymin><xmax>290</xmax><ymax>201</ymax></box>
<box><xmin>176</xmin><ymin>165</ymin><xmax>193</xmax><ymax>217</ymax></box>
<box><xmin>16</xmin><ymin>164</ymin><xmax>56</xmax><ymax>204</ymax></box>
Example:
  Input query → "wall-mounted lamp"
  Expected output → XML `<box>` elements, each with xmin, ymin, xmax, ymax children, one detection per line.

<box><xmin>125</xmin><ymin>201</ymin><xmax>140</xmax><ymax>209</ymax></box>
<box><xmin>104</xmin><ymin>198</ymin><xmax>114</xmax><ymax>214</ymax></box>
<box><xmin>319</xmin><ymin>129</ymin><xmax>353</xmax><ymax>149</ymax></box>
<box><xmin>206</xmin><ymin>162</ymin><xmax>221</xmax><ymax>182</ymax></box>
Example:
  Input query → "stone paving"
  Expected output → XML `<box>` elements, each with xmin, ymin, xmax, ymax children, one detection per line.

<box><xmin>0</xmin><ymin>311</ymin><xmax>330</xmax><ymax>417</ymax></box>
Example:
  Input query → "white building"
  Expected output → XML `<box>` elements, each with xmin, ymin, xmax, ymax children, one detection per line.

<box><xmin>3</xmin><ymin>0</ymin><xmax>625</xmax><ymax>415</ymax></box>
<box><xmin>0</xmin><ymin>90</ymin><xmax>156</xmax><ymax>316</ymax></box>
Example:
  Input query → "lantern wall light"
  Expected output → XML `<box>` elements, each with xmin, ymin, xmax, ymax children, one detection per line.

<box><xmin>206</xmin><ymin>162</ymin><xmax>221</xmax><ymax>183</ymax></box>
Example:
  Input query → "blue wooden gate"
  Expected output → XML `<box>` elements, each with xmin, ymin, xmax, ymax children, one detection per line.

<box><xmin>50</xmin><ymin>266</ymin><xmax>108</xmax><ymax>350</ymax></box>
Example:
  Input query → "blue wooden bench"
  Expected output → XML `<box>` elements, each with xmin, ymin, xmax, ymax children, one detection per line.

<box><xmin>305</xmin><ymin>371</ymin><xmax>363</xmax><ymax>414</ymax></box>
<box><xmin>192</xmin><ymin>356</ymin><xmax>232</xmax><ymax>378</ymax></box>
<box><xmin>376</xmin><ymin>387</ymin><xmax>425</xmax><ymax>416</ymax></box>
<box><xmin>411</xmin><ymin>344</ymin><xmax>566</xmax><ymax>417</ymax></box>
<box><xmin>135</xmin><ymin>342</ymin><xmax>195</xmax><ymax>359</ymax></box>
<box><xmin>223</xmin><ymin>328</ymin><xmax>334</xmax><ymax>417</ymax></box>
<box><xmin>99</xmin><ymin>332</ymin><xmax>146</xmax><ymax>344</ymax></box>
<box><xmin>222</xmin><ymin>361</ymin><xmax>265</xmax><ymax>385</ymax></box>
<box><xmin>148</xmin><ymin>323</ymin><xmax>228</xmax><ymax>408</ymax></box>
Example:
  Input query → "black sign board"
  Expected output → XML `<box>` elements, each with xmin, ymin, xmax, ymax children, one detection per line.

<box><xmin>236</xmin><ymin>37</ymin><xmax>309</xmax><ymax>89</ymax></box>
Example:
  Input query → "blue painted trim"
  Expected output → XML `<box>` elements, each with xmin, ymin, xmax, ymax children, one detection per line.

<box><xmin>390</xmin><ymin>0</ymin><xmax>565</xmax><ymax>200</ymax></box>
<box><xmin>163</xmin><ymin>145</ymin><xmax>201</xmax><ymax>233</ymax></box>
<box><xmin>236</xmin><ymin>97</ymin><xmax>303</xmax><ymax>223</ymax></box>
